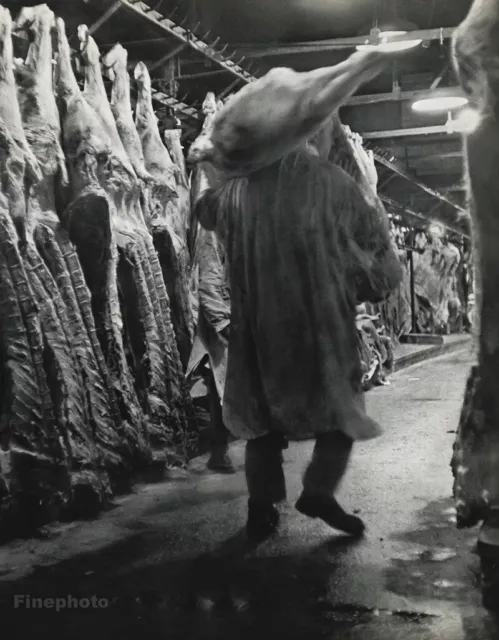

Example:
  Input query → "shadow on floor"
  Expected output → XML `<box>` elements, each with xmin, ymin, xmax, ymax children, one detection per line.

<box><xmin>0</xmin><ymin>529</ymin><xmax>366</xmax><ymax>639</ymax></box>
<box><xmin>0</xmin><ymin>500</ymin><xmax>498</xmax><ymax>639</ymax></box>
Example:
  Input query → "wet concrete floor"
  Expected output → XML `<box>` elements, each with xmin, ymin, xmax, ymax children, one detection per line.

<box><xmin>0</xmin><ymin>347</ymin><xmax>498</xmax><ymax>639</ymax></box>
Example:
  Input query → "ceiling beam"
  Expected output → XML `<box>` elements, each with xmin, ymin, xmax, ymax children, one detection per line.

<box><xmin>373</xmin><ymin>152</ymin><xmax>467</xmax><ymax>215</ymax></box>
<box><xmin>344</xmin><ymin>86</ymin><xmax>463</xmax><ymax>106</ymax></box>
<box><xmin>234</xmin><ymin>27</ymin><xmax>457</xmax><ymax>58</ymax></box>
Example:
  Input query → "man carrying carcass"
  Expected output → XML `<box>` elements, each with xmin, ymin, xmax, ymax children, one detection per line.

<box><xmin>189</xmin><ymin>48</ymin><xmax>403</xmax><ymax>543</ymax></box>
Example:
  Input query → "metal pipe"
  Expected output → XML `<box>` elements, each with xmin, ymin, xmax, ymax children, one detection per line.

<box><xmin>409</xmin><ymin>239</ymin><xmax>417</xmax><ymax>333</ymax></box>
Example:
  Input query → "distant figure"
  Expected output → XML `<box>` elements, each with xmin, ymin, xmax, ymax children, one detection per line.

<box><xmin>186</xmin><ymin>227</ymin><xmax>234</xmax><ymax>474</ymax></box>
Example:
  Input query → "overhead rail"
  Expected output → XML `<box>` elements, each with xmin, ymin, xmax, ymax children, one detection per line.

<box><xmin>232</xmin><ymin>27</ymin><xmax>457</xmax><ymax>57</ymax></box>
<box><xmin>345</xmin><ymin>86</ymin><xmax>463</xmax><ymax>107</ymax></box>
<box><xmin>120</xmin><ymin>0</ymin><xmax>256</xmax><ymax>85</ymax></box>
<box><xmin>380</xmin><ymin>195</ymin><xmax>469</xmax><ymax>238</ymax></box>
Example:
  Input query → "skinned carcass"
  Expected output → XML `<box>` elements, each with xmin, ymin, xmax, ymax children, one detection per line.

<box><xmin>187</xmin><ymin>50</ymin><xmax>394</xmax><ymax>176</ymax></box>
<box><xmin>101</xmin><ymin>44</ymin><xmax>152</xmax><ymax>183</ymax></box>
<box><xmin>58</xmin><ymin>22</ymin><xmax>192</xmax><ymax>463</ymax></box>
<box><xmin>101</xmin><ymin>46</ymin><xmax>189</xmax><ymax>413</ymax></box>
<box><xmin>99</xmin><ymin>42</ymin><xmax>183</xmax><ymax>396</ymax></box>
<box><xmin>450</xmin><ymin>0</ymin><xmax>499</xmax><ymax>610</ymax></box>
<box><xmin>55</xmin><ymin>17</ymin><xmax>149</xmax><ymax>464</ymax></box>
<box><xmin>94</xmin><ymin>46</ymin><xmax>191</xmax><ymax>449</ymax></box>
<box><xmin>163</xmin><ymin>127</ymin><xmax>192</xmax><ymax>253</ymax></box>
<box><xmin>0</xmin><ymin>6</ymin><xmax>71</xmax><ymax>533</ymax></box>
<box><xmin>134</xmin><ymin>61</ymin><xmax>194</xmax><ymax>370</ymax></box>
<box><xmin>14</xmin><ymin>4</ymin><xmax>130</xmax><ymax>508</ymax></box>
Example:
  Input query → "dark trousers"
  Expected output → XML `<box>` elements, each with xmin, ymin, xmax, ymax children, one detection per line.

<box><xmin>245</xmin><ymin>431</ymin><xmax>353</xmax><ymax>505</ymax></box>
<box><xmin>206</xmin><ymin>368</ymin><xmax>230</xmax><ymax>457</ymax></box>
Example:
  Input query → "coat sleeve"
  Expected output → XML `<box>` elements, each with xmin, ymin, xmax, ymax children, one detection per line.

<box><xmin>191</xmin><ymin>161</ymin><xmax>225</xmax><ymax>232</ymax></box>
<box><xmin>192</xmin><ymin>186</ymin><xmax>219</xmax><ymax>232</ymax></box>
<box><xmin>197</xmin><ymin>232</ymin><xmax>231</xmax><ymax>334</ymax></box>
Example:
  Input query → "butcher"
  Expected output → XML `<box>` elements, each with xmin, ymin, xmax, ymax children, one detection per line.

<box><xmin>186</xmin><ymin>223</ymin><xmax>235</xmax><ymax>474</ymax></box>
<box><xmin>189</xmin><ymin>47</ymin><xmax>403</xmax><ymax>543</ymax></box>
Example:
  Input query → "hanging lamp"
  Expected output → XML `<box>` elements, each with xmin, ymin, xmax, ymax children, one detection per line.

<box><xmin>356</xmin><ymin>2</ymin><xmax>421</xmax><ymax>52</ymax></box>
<box><xmin>412</xmin><ymin>96</ymin><xmax>469</xmax><ymax>113</ymax></box>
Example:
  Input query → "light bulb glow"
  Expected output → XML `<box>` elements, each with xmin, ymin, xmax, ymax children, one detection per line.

<box><xmin>452</xmin><ymin>107</ymin><xmax>481</xmax><ymax>134</ymax></box>
<box><xmin>412</xmin><ymin>96</ymin><xmax>469</xmax><ymax>113</ymax></box>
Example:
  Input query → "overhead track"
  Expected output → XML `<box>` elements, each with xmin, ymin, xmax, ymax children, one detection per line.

<box><xmin>233</xmin><ymin>27</ymin><xmax>456</xmax><ymax>57</ymax></box>
<box><xmin>344</xmin><ymin>86</ymin><xmax>463</xmax><ymax>107</ymax></box>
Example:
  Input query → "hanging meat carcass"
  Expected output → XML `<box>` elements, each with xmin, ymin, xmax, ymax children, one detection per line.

<box><xmin>0</xmin><ymin>5</ymin><xmax>72</xmax><ymax>533</ymax></box>
<box><xmin>450</xmin><ymin>0</ymin><xmax>499</xmax><ymax>610</ymax></box>
<box><xmin>134</xmin><ymin>61</ymin><xmax>194</xmax><ymax>370</ymax></box>
<box><xmin>75</xmin><ymin>26</ymin><xmax>193</xmax><ymax>460</ymax></box>
<box><xmin>101</xmin><ymin>44</ymin><xmax>151</xmax><ymax>184</ymax></box>
<box><xmin>102</xmin><ymin>44</ymin><xmax>191</xmax><ymax>411</ymax></box>
<box><xmin>163</xmin><ymin>125</ymin><xmax>193</xmax><ymax>254</ymax></box>
<box><xmin>54</xmin><ymin>17</ymin><xmax>149</xmax><ymax>463</ymax></box>
<box><xmin>14</xmin><ymin>4</ymin><xmax>134</xmax><ymax>512</ymax></box>
<box><xmin>102</xmin><ymin>44</ymin><xmax>194</xmax><ymax>450</ymax></box>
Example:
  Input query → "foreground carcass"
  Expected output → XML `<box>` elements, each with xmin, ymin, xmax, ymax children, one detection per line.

<box><xmin>55</xmin><ymin>18</ymin><xmax>148</xmax><ymax>462</ymax></box>
<box><xmin>0</xmin><ymin>6</ymin><xmax>74</xmax><ymax>532</ymax></box>
<box><xmin>14</xmin><ymin>4</ymin><xmax>130</xmax><ymax>512</ymax></box>
<box><xmin>451</xmin><ymin>0</ymin><xmax>499</xmax><ymax>610</ymax></box>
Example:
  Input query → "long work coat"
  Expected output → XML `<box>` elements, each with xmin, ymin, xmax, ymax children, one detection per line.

<box><xmin>186</xmin><ymin>227</ymin><xmax>231</xmax><ymax>400</ymax></box>
<box><xmin>195</xmin><ymin>149</ymin><xmax>402</xmax><ymax>441</ymax></box>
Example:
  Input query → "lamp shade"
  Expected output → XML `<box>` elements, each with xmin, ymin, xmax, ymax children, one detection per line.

<box><xmin>412</xmin><ymin>96</ymin><xmax>469</xmax><ymax>113</ymax></box>
<box><xmin>356</xmin><ymin>27</ymin><xmax>422</xmax><ymax>52</ymax></box>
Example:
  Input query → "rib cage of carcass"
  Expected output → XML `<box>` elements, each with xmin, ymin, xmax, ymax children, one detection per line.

<box><xmin>0</xmin><ymin>3</ymin><xmax>194</xmax><ymax>536</ymax></box>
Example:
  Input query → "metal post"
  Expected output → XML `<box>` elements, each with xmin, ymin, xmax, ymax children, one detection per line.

<box><xmin>407</xmin><ymin>230</ymin><xmax>417</xmax><ymax>334</ymax></box>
